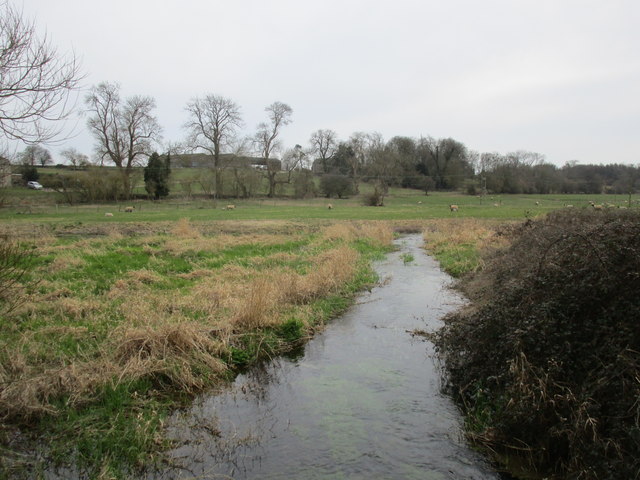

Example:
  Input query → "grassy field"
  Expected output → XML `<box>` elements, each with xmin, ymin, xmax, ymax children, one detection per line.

<box><xmin>0</xmin><ymin>218</ymin><xmax>395</xmax><ymax>478</ymax></box>
<box><xmin>1</xmin><ymin>185</ymin><xmax>636</xmax><ymax>228</ymax></box>
<box><xmin>0</xmin><ymin>188</ymin><xmax>637</xmax><ymax>478</ymax></box>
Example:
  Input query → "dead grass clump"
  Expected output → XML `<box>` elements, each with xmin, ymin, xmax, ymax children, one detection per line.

<box><xmin>423</xmin><ymin>218</ymin><xmax>497</xmax><ymax>248</ymax></box>
<box><xmin>231</xmin><ymin>277</ymin><xmax>277</xmax><ymax>330</ymax></box>
<box><xmin>186</xmin><ymin>281</ymin><xmax>229</xmax><ymax>316</ymax></box>
<box><xmin>170</xmin><ymin>218</ymin><xmax>201</xmax><ymax>238</ymax></box>
<box><xmin>177</xmin><ymin>268</ymin><xmax>215</xmax><ymax>280</ymax></box>
<box><xmin>321</xmin><ymin>221</ymin><xmax>393</xmax><ymax>247</ymax></box>
<box><xmin>127</xmin><ymin>269</ymin><xmax>162</xmax><ymax>285</ymax></box>
<box><xmin>53</xmin><ymin>297</ymin><xmax>101</xmax><ymax>320</ymax></box>
<box><xmin>48</xmin><ymin>253</ymin><xmax>86</xmax><ymax>274</ymax></box>
<box><xmin>0</xmin><ymin>359</ymin><xmax>115</xmax><ymax>420</ymax></box>
<box><xmin>359</xmin><ymin>222</ymin><xmax>394</xmax><ymax>246</ymax></box>
<box><xmin>278</xmin><ymin>246</ymin><xmax>359</xmax><ymax>303</ymax></box>
<box><xmin>114</xmin><ymin>321</ymin><xmax>227</xmax><ymax>392</ymax></box>
<box><xmin>322</xmin><ymin>223</ymin><xmax>357</xmax><ymax>242</ymax></box>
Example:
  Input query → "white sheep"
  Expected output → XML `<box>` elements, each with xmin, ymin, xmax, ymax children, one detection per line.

<box><xmin>449</xmin><ymin>204</ymin><xmax>458</xmax><ymax>212</ymax></box>
<box><xmin>104</xmin><ymin>212</ymin><xmax>113</xmax><ymax>217</ymax></box>
<box><xmin>124</xmin><ymin>206</ymin><xmax>134</xmax><ymax>213</ymax></box>
<box><xmin>327</xmin><ymin>204</ymin><xmax>333</xmax><ymax>210</ymax></box>
<box><xmin>226</xmin><ymin>204</ymin><xmax>235</xmax><ymax>210</ymax></box>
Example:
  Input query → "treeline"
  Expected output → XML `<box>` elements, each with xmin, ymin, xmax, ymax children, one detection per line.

<box><xmin>21</xmin><ymin>136</ymin><xmax>640</xmax><ymax>204</ymax></box>
<box><xmin>9</xmin><ymin>81</ymin><xmax>639</xmax><ymax>203</ymax></box>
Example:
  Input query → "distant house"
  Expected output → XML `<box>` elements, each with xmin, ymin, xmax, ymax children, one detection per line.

<box><xmin>0</xmin><ymin>157</ymin><xmax>11</xmax><ymax>188</ymax></box>
<box><xmin>174</xmin><ymin>153</ymin><xmax>280</xmax><ymax>171</ymax></box>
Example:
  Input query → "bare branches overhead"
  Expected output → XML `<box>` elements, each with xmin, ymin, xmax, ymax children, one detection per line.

<box><xmin>0</xmin><ymin>1</ymin><xmax>82</xmax><ymax>145</ymax></box>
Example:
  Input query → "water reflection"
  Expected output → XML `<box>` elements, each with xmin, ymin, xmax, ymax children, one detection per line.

<box><xmin>156</xmin><ymin>235</ymin><xmax>500</xmax><ymax>480</ymax></box>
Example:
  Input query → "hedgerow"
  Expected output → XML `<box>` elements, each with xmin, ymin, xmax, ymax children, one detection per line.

<box><xmin>436</xmin><ymin>209</ymin><xmax>640</xmax><ymax>479</ymax></box>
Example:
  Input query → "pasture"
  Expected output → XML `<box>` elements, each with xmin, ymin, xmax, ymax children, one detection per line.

<box><xmin>0</xmin><ymin>187</ymin><xmax>636</xmax><ymax>229</ymax></box>
<box><xmin>0</xmin><ymin>189</ymin><xmax>637</xmax><ymax>478</ymax></box>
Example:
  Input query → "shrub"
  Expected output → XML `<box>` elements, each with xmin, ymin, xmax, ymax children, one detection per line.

<box><xmin>319</xmin><ymin>174</ymin><xmax>353</xmax><ymax>199</ymax></box>
<box><xmin>436</xmin><ymin>209</ymin><xmax>640</xmax><ymax>479</ymax></box>
<box><xmin>19</xmin><ymin>164</ymin><xmax>39</xmax><ymax>183</ymax></box>
<box><xmin>362</xmin><ymin>189</ymin><xmax>384</xmax><ymax>206</ymax></box>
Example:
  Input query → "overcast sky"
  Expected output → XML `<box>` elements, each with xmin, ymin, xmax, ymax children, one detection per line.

<box><xmin>18</xmin><ymin>0</ymin><xmax>640</xmax><ymax>165</ymax></box>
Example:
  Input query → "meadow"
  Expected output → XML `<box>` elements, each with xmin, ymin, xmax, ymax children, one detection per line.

<box><xmin>0</xmin><ymin>187</ymin><xmax>636</xmax><ymax>478</ymax></box>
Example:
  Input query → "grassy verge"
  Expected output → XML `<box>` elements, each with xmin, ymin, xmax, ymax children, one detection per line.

<box><xmin>422</xmin><ymin>218</ymin><xmax>509</xmax><ymax>277</ymax></box>
<box><xmin>0</xmin><ymin>220</ymin><xmax>393</xmax><ymax>478</ymax></box>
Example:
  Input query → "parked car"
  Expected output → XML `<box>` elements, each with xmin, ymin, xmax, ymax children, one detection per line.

<box><xmin>27</xmin><ymin>181</ymin><xmax>43</xmax><ymax>190</ymax></box>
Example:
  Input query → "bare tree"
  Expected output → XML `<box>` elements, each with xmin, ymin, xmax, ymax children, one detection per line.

<box><xmin>18</xmin><ymin>144</ymin><xmax>51</xmax><ymax>166</ymax></box>
<box><xmin>60</xmin><ymin>147</ymin><xmax>89</xmax><ymax>169</ymax></box>
<box><xmin>309</xmin><ymin>129</ymin><xmax>338</xmax><ymax>173</ymax></box>
<box><xmin>347</xmin><ymin>132</ymin><xmax>372</xmax><ymax>193</ymax></box>
<box><xmin>254</xmin><ymin>101</ymin><xmax>293</xmax><ymax>197</ymax></box>
<box><xmin>184</xmin><ymin>94</ymin><xmax>242</xmax><ymax>199</ymax></box>
<box><xmin>0</xmin><ymin>1</ymin><xmax>82</xmax><ymax>146</ymax></box>
<box><xmin>85</xmin><ymin>82</ymin><xmax>161</xmax><ymax>197</ymax></box>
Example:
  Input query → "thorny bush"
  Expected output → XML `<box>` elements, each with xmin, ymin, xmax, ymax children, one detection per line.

<box><xmin>436</xmin><ymin>209</ymin><xmax>640</xmax><ymax>480</ymax></box>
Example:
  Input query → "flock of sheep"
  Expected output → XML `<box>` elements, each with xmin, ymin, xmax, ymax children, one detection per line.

<box><xmin>100</xmin><ymin>199</ymin><xmax>631</xmax><ymax>217</ymax></box>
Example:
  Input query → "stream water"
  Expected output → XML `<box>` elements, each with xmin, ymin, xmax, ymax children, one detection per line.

<box><xmin>157</xmin><ymin>235</ymin><xmax>501</xmax><ymax>479</ymax></box>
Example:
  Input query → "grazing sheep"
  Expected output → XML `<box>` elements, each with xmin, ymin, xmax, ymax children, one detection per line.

<box><xmin>417</xmin><ymin>201</ymin><xmax>423</xmax><ymax>204</ymax></box>
<box><xmin>566</xmin><ymin>204</ymin><xmax>574</xmax><ymax>208</ymax></box>
<box><xmin>226</xmin><ymin>204</ymin><xmax>235</xmax><ymax>210</ymax></box>
<box><xmin>493</xmin><ymin>203</ymin><xmax>499</xmax><ymax>207</ymax></box>
<box><xmin>124</xmin><ymin>206</ymin><xmax>134</xmax><ymax>213</ymax></box>
<box><xmin>449</xmin><ymin>204</ymin><xmax>458</xmax><ymax>212</ymax></box>
<box><xmin>327</xmin><ymin>204</ymin><xmax>333</xmax><ymax>210</ymax></box>
<box><xmin>104</xmin><ymin>212</ymin><xmax>113</xmax><ymax>217</ymax></box>
<box><xmin>592</xmin><ymin>204</ymin><xmax>603</xmax><ymax>211</ymax></box>
<box><xmin>535</xmin><ymin>201</ymin><xmax>540</xmax><ymax>206</ymax></box>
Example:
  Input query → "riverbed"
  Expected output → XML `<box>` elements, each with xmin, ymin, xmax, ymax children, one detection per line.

<box><xmin>159</xmin><ymin>234</ymin><xmax>500</xmax><ymax>479</ymax></box>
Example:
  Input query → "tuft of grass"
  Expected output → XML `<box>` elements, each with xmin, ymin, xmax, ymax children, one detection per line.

<box><xmin>401</xmin><ymin>253</ymin><xmax>415</xmax><ymax>265</ymax></box>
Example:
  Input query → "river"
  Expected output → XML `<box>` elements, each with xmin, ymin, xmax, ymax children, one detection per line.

<box><xmin>157</xmin><ymin>234</ymin><xmax>501</xmax><ymax>479</ymax></box>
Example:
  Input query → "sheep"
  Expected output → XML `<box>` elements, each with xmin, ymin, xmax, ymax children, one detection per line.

<box><xmin>104</xmin><ymin>212</ymin><xmax>113</xmax><ymax>217</ymax></box>
<box><xmin>327</xmin><ymin>204</ymin><xmax>333</xmax><ymax>210</ymax></box>
<box><xmin>493</xmin><ymin>203</ymin><xmax>499</xmax><ymax>207</ymax></box>
<box><xmin>124</xmin><ymin>206</ymin><xmax>134</xmax><ymax>213</ymax></box>
<box><xmin>449</xmin><ymin>204</ymin><xmax>458</xmax><ymax>212</ymax></box>
<box><xmin>592</xmin><ymin>204</ymin><xmax>603</xmax><ymax>211</ymax></box>
<box><xmin>535</xmin><ymin>201</ymin><xmax>540</xmax><ymax>206</ymax></box>
<box><xmin>226</xmin><ymin>204</ymin><xmax>235</xmax><ymax>210</ymax></box>
<box><xmin>565</xmin><ymin>204</ymin><xmax>574</xmax><ymax>208</ymax></box>
<box><xmin>417</xmin><ymin>201</ymin><xmax>423</xmax><ymax>204</ymax></box>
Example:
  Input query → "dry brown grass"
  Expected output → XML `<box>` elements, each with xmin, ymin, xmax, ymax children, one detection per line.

<box><xmin>277</xmin><ymin>246</ymin><xmax>359</xmax><ymax>304</ymax></box>
<box><xmin>231</xmin><ymin>277</ymin><xmax>278</xmax><ymax>330</ymax></box>
<box><xmin>321</xmin><ymin>221</ymin><xmax>394</xmax><ymax>247</ymax></box>
<box><xmin>0</xmin><ymin>220</ymin><xmax>381</xmax><ymax>431</ymax></box>
<box><xmin>0</xmin><ymin>356</ymin><xmax>116</xmax><ymax>419</ymax></box>
<box><xmin>48</xmin><ymin>253</ymin><xmax>86</xmax><ymax>274</ymax></box>
<box><xmin>170</xmin><ymin>218</ymin><xmax>201</xmax><ymax>238</ymax></box>
<box><xmin>113</xmin><ymin>321</ymin><xmax>227</xmax><ymax>391</ymax></box>
<box><xmin>423</xmin><ymin>219</ymin><xmax>508</xmax><ymax>254</ymax></box>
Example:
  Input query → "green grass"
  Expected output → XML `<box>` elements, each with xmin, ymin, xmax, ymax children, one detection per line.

<box><xmin>1</xmin><ymin>188</ymin><xmax>637</xmax><ymax>227</ymax></box>
<box><xmin>1</xmin><ymin>187</ymin><xmax>638</xmax><ymax>478</ymax></box>
<box><xmin>0</xmin><ymin>220</ymin><xmax>394</xmax><ymax>479</ymax></box>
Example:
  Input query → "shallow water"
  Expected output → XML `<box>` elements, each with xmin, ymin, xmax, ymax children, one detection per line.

<box><xmin>157</xmin><ymin>235</ymin><xmax>500</xmax><ymax>479</ymax></box>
